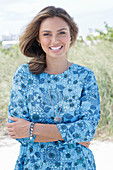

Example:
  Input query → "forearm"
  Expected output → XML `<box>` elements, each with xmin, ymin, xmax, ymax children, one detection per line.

<box><xmin>33</xmin><ymin>123</ymin><xmax>64</xmax><ymax>142</ymax></box>
<box><xmin>7</xmin><ymin>117</ymin><xmax>90</xmax><ymax>147</ymax></box>
<box><xmin>33</xmin><ymin>124</ymin><xmax>91</xmax><ymax>147</ymax></box>
<box><xmin>35</xmin><ymin>135</ymin><xmax>58</xmax><ymax>142</ymax></box>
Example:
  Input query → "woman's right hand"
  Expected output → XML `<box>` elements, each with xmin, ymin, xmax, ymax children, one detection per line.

<box><xmin>79</xmin><ymin>141</ymin><xmax>90</xmax><ymax>148</ymax></box>
<box><xmin>34</xmin><ymin>135</ymin><xmax>58</xmax><ymax>143</ymax></box>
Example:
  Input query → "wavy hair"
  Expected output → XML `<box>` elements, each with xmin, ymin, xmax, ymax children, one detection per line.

<box><xmin>19</xmin><ymin>6</ymin><xmax>78</xmax><ymax>75</ymax></box>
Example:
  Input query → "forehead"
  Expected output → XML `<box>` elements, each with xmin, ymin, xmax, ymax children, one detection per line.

<box><xmin>39</xmin><ymin>17</ymin><xmax>70</xmax><ymax>31</ymax></box>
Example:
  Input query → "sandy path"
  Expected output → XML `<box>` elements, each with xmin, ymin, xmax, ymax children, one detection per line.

<box><xmin>0</xmin><ymin>137</ymin><xmax>113</xmax><ymax>170</ymax></box>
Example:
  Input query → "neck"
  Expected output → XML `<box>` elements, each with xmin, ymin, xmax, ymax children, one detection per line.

<box><xmin>45</xmin><ymin>58</ymin><xmax>70</xmax><ymax>74</ymax></box>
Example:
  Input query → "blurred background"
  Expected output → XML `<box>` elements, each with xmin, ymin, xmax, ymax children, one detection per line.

<box><xmin>0</xmin><ymin>0</ymin><xmax>113</xmax><ymax>140</ymax></box>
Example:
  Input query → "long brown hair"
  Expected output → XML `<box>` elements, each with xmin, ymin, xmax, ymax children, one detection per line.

<box><xmin>19</xmin><ymin>6</ymin><xmax>78</xmax><ymax>75</ymax></box>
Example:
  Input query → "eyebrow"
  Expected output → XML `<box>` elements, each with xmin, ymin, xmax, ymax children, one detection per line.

<box><xmin>41</xmin><ymin>28</ymin><xmax>68</xmax><ymax>33</ymax></box>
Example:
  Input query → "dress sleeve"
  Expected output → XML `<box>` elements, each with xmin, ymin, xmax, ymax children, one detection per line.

<box><xmin>56</xmin><ymin>70</ymin><xmax>101</xmax><ymax>143</ymax></box>
<box><xmin>8</xmin><ymin>65</ymin><xmax>36</xmax><ymax>145</ymax></box>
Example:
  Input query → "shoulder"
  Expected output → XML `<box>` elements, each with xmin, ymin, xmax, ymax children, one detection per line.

<box><xmin>71</xmin><ymin>63</ymin><xmax>95</xmax><ymax>76</ymax></box>
<box><xmin>13</xmin><ymin>63</ymin><xmax>31</xmax><ymax>84</ymax></box>
<box><xmin>71</xmin><ymin>63</ymin><xmax>97</xmax><ymax>83</ymax></box>
<box><xmin>72</xmin><ymin>63</ymin><xmax>93</xmax><ymax>73</ymax></box>
<box><xmin>14</xmin><ymin>63</ymin><xmax>29</xmax><ymax>75</ymax></box>
<box><xmin>13</xmin><ymin>63</ymin><xmax>40</xmax><ymax>86</ymax></box>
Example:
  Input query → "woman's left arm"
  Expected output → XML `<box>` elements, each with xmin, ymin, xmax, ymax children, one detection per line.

<box><xmin>56</xmin><ymin>70</ymin><xmax>101</xmax><ymax>143</ymax></box>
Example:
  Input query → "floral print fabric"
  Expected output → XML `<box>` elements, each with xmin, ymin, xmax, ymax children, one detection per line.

<box><xmin>8</xmin><ymin>63</ymin><xmax>100</xmax><ymax>170</ymax></box>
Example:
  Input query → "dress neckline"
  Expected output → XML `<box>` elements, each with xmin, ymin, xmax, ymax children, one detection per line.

<box><xmin>44</xmin><ymin>63</ymin><xmax>74</xmax><ymax>76</ymax></box>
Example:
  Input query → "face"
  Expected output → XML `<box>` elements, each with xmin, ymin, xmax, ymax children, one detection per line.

<box><xmin>38</xmin><ymin>17</ymin><xmax>71</xmax><ymax>59</ymax></box>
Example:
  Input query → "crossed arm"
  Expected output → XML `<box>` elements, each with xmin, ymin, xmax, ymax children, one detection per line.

<box><xmin>7</xmin><ymin>116</ymin><xmax>90</xmax><ymax>148</ymax></box>
<box><xmin>7</xmin><ymin>66</ymin><xmax>100</xmax><ymax>148</ymax></box>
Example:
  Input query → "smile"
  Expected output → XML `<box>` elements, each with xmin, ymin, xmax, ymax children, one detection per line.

<box><xmin>49</xmin><ymin>46</ymin><xmax>63</xmax><ymax>51</ymax></box>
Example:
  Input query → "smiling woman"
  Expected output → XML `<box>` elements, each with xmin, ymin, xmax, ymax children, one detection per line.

<box><xmin>37</xmin><ymin>17</ymin><xmax>71</xmax><ymax>72</ymax></box>
<box><xmin>19</xmin><ymin>6</ymin><xmax>78</xmax><ymax>75</ymax></box>
<box><xmin>7</xmin><ymin>6</ymin><xmax>100</xmax><ymax>170</ymax></box>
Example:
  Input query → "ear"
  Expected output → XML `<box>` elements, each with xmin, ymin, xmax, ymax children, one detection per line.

<box><xmin>69</xmin><ymin>36</ymin><xmax>72</xmax><ymax>46</ymax></box>
<box><xmin>36</xmin><ymin>37</ymin><xmax>40</xmax><ymax>43</ymax></box>
<box><xmin>36</xmin><ymin>38</ymin><xmax>41</xmax><ymax>46</ymax></box>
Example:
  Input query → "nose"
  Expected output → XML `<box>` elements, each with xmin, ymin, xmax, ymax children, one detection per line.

<box><xmin>51</xmin><ymin>35</ymin><xmax>59</xmax><ymax>44</ymax></box>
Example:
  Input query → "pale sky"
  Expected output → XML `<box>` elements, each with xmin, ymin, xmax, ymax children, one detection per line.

<box><xmin>0</xmin><ymin>0</ymin><xmax>113</xmax><ymax>39</ymax></box>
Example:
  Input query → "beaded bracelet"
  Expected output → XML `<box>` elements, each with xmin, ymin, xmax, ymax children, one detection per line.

<box><xmin>29</xmin><ymin>122</ymin><xmax>35</xmax><ymax>140</ymax></box>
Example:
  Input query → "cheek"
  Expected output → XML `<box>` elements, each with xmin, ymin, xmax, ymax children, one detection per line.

<box><xmin>61</xmin><ymin>36</ymin><xmax>70</xmax><ymax>45</ymax></box>
<box><xmin>40</xmin><ymin>38</ymin><xmax>49</xmax><ymax>49</ymax></box>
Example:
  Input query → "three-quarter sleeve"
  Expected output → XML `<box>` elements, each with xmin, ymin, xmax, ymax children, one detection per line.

<box><xmin>8</xmin><ymin>64</ymin><xmax>36</xmax><ymax>145</ymax></box>
<box><xmin>57</xmin><ymin>70</ymin><xmax>101</xmax><ymax>143</ymax></box>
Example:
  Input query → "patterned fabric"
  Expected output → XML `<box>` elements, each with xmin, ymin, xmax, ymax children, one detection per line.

<box><xmin>8</xmin><ymin>63</ymin><xmax>101</xmax><ymax>170</ymax></box>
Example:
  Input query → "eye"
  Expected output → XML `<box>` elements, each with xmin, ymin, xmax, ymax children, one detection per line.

<box><xmin>59</xmin><ymin>31</ymin><xmax>66</xmax><ymax>35</ymax></box>
<box><xmin>43</xmin><ymin>33</ymin><xmax>50</xmax><ymax>36</ymax></box>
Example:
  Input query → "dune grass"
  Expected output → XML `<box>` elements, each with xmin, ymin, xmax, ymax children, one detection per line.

<box><xmin>0</xmin><ymin>45</ymin><xmax>29</xmax><ymax>130</ymax></box>
<box><xmin>0</xmin><ymin>40</ymin><xmax>113</xmax><ymax>140</ymax></box>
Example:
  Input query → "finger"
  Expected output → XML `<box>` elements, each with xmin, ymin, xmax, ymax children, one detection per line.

<box><xmin>8</xmin><ymin>129</ymin><xmax>17</xmax><ymax>137</ymax></box>
<box><xmin>7</xmin><ymin>128</ymin><xmax>13</xmax><ymax>132</ymax></box>
<box><xmin>85</xmin><ymin>144</ymin><xmax>89</xmax><ymax>148</ymax></box>
<box><xmin>8</xmin><ymin>131</ymin><xmax>16</xmax><ymax>138</ymax></box>
<box><xmin>8</xmin><ymin>116</ymin><xmax>18</xmax><ymax>122</ymax></box>
<box><xmin>82</xmin><ymin>141</ymin><xmax>90</xmax><ymax>144</ymax></box>
<box><xmin>78</xmin><ymin>142</ymin><xmax>90</xmax><ymax>148</ymax></box>
<box><xmin>6</xmin><ymin>123</ymin><xmax>13</xmax><ymax>128</ymax></box>
<box><xmin>8</xmin><ymin>131</ymin><xmax>14</xmax><ymax>135</ymax></box>
<box><xmin>9</xmin><ymin>134</ymin><xmax>16</xmax><ymax>139</ymax></box>
<box><xmin>86</xmin><ymin>143</ymin><xmax>90</xmax><ymax>148</ymax></box>
<box><xmin>86</xmin><ymin>143</ymin><xmax>90</xmax><ymax>147</ymax></box>
<box><xmin>86</xmin><ymin>141</ymin><xmax>90</xmax><ymax>144</ymax></box>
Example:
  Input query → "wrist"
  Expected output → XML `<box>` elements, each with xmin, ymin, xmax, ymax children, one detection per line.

<box><xmin>29</xmin><ymin>122</ymin><xmax>35</xmax><ymax>139</ymax></box>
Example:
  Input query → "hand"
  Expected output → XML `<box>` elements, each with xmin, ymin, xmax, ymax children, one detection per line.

<box><xmin>7</xmin><ymin>117</ymin><xmax>30</xmax><ymax>139</ymax></box>
<box><xmin>79</xmin><ymin>141</ymin><xmax>90</xmax><ymax>148</ymax></box>
<box><xmin>34</xmin><ymin>135</ymin><xmax>58</xmax><ymax>143</ymax></box>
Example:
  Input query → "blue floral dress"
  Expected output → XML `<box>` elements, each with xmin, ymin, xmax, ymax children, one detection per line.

<box><xmin>8</xmin><ymin>63</ymin><xmax>100</xmax><ymax>170</ymax></box>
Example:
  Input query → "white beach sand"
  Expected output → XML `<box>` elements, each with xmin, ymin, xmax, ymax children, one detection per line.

<box><xmin>0</xmin><ymin>137</ymin><xmax>113</xmax><ymax>170</ymax></box>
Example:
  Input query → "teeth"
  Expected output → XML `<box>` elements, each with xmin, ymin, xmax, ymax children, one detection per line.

<box><xmin>50</xmin><ymin>46</ymin><xmax>62</xmax><ymax>50</ymax></box>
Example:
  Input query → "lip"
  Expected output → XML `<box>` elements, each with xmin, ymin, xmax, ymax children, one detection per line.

<box><xmin>49</xmin><ymin>46</ymin><xmax>63</xmax><ymax>52</ymax></box>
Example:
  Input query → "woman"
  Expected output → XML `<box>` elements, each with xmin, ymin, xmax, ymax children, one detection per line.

<box><xmin>7</xmin><ymin>6</ymin><xmax>100</xmax><ymax>170</ymax></box>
